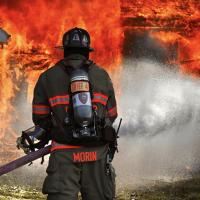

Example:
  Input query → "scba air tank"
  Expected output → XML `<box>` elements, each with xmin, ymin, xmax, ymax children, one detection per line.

<box><xmin>70</xmin><ymin>69</ymin><xmax>93</xmax><ymax>127</ymax></box>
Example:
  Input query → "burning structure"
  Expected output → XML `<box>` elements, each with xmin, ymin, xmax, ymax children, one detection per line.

<box><xmin>0</xmin><ymin>0</ymin><xmax>200</xmax><ymax>162</ymax></box>
<box><xmin>0</xmin><ymin>0</ymin><xmax>122</xmax><ymax>162</ymax></box>
<box><xmin>121</xmin><ymin>0</ymin><xmax>200</xmax><ymax>70</ymax></box>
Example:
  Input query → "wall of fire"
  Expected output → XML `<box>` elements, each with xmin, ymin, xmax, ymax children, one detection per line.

<box><xmin>0</xmin><ymin>0</ymin><xmax>200</xmax><ymax>161</ymax></box>
<box><xmin>121</xmin><ymin>0</ymin><xmax>200</xmax><ymax>73</ymax></box>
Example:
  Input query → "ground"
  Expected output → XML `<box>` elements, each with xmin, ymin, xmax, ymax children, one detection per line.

<box><xmin>1</xmin><ymin>176</ymin><xmax>200</xmax><ymax>200</ymax></box>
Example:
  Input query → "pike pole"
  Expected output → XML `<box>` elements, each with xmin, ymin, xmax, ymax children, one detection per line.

<box><xmin>0</xmin><ymin>145</ymin><xmax>51</xmax><ymax>176</ymax></box>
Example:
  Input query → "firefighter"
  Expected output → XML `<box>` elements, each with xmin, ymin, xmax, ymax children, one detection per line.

<box><xmin>32</xmin><ymin>27</ymin><xmax>118</xmax><ymax>200</ymax></box>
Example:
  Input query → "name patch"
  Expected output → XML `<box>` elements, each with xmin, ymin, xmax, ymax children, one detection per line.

<box><xmin>71</xmin><ymin>81</ymin><xmax>89</xmax><ymax>93</ymax></box>
<box><xmin>73</xmin><ymin>151</ymin><xmax>97</xmax><ymax>162</ymax></box>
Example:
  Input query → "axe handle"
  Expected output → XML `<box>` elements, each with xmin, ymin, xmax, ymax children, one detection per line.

<box><xmin>0</xmin><ymin>145</ymin><xmax>51</xmax><ymax>176</ymax></box>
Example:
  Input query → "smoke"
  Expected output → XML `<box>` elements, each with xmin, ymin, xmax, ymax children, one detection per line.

<box><xmin>114</xmin><ymin>59</ymin><xmax>200</xmax><ymax>187</ymax></box>
<box><xmin>2</xmin><ymin>59</ymin><xmax>200</xmax><ymax>189</ymax></box>
<box><xmin>0</xmin><ymin>88</ymin><xmax>47</xmax><ymax>187</ymax></box>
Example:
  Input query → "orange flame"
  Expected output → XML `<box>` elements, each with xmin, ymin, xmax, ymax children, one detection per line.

<box><xmin>1</xmin><ymin>0</ymin><xmax>200</xmax><ymax>159</ymax></box>
<box><xmin>0</xmin><ymin>0</ymin><xmax>123</xmax><ymax>154</ymax></box>
<box><xmin>122</xmin><ymin>0</ymin><xmax>200</xmax><ymax>75</ymax></box>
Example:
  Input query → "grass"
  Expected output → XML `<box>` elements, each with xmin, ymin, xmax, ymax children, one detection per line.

<box><xmin>0</xmin><ymin>185</ymin><xmax>45</xmax><ymax>200</ymax></box>
<box><xmin>122</xmin><ymin>175</ymin><xmax>200</xmax><ymax>200</ymax></box>
<box><xmin>1</xmin><ymin>176</ymin><xmax>200</xmax><ymax>200</ymax></box>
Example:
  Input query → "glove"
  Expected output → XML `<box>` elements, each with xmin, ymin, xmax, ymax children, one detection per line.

<box><xmin>17</xmin><ymin>126</ymin><xmax>50</xmax><ymax>154</ymax></box>
<box><xmin>103</xmin><ymin>126</ymin><xmax>116</xmax><ymax>142</ymax></box>
<box><xmin>16</xmin><ymin>137</ymin><xmax>30</xmax><ymax>154</ymax></box>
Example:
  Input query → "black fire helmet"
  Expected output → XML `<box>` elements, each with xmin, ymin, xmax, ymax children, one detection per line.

<box><xmin>61</xmin><ymin>27</ymin><xmax>94</xmax><ymax>52</ymax></box>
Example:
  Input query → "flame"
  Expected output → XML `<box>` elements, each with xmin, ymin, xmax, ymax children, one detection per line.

<box><xmin>0</xmin><ymin>0</ymin><xmax>123</xmax><ymax>156</ymax></box>
<box><xmin>122</xmin><ymin>0</ymin><xmax>200</xmax><ymax>19</ymax></box>
<box><xmin>1</xmin><ymin>0</ymin><xmax>200</xmax><ymax>160</ymax></box>
<box><xmin>122</xmin><ymin>0</ymin><xmax>200</xmax><ymax>75</ymax></box>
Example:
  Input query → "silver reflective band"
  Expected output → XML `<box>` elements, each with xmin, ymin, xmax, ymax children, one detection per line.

<box><xmin>71</xmin><ymin>76</ymin><xmax>89</xmax><ymax>82</ymax></box>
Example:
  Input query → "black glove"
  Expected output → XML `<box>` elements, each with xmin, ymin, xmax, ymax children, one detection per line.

<box><xmin>108</xmin><ymin>141</ymin><xmax>117</xmax><ymax>161</ymax></box>
<box><xmin>16</xmin><ymin>137</ymin><xmax>30</xmax><ymax>154</ymax></box>
<box><xmin>103</xmin><ymin>125</ymin><xmax>116</xmax><ymax>142</ymax></box>
<box><xmin>103</xmin><ymin>126</ymin><xmax>118</xmax><ymax>162</ymax></box>
<box><xmin>17</xmin><ymin>126</ymin><xmax>50</xmax><ymax>154</ymax></box>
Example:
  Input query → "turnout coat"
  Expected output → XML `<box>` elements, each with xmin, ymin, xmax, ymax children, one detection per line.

<box><xmin>32</xmin><ymin>54</ymin><xmax>118</xmax><ymax>150</ymax></box>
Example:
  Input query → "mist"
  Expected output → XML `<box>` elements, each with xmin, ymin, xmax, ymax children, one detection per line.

<box><xmin>114</xmin><ymin>59</ymin><xmax>200</xmax><ymax>188</ymax></box>
<box><xmin>1</xmin><ymin>59</ymin><xmax>200</xmax><ymax>189</ymax></box>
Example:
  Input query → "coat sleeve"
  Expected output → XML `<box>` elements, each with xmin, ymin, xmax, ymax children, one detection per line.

<box><xmin>32</xmin><ymin>74</ymin><xmax>52</xmax><ymax>131</ymax></box>
<box><xmin>105</xmin><ymin>72</ymin><xmax>118</xmax><ymax>124</ymax></box>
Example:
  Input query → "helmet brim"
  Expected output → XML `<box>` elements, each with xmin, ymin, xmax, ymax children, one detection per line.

<box><xmin>55</xmin><ymin>46</ymin><xmax>94</xmax><ymax>52</ymax></box>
